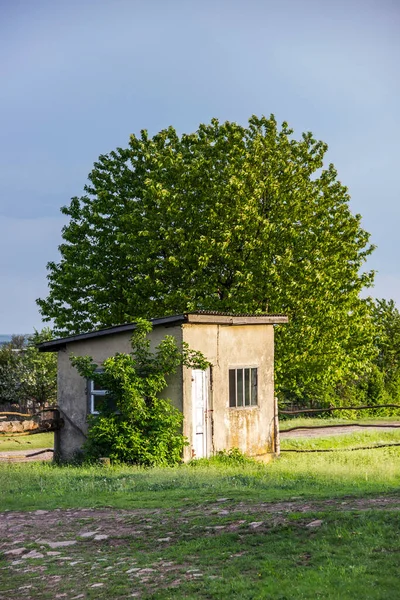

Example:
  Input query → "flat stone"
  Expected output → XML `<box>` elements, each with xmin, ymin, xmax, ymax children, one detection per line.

<box><xmin>157</xmin><ymin>537</ymin><xmax>171</xmax><ymax>542</ymax></box>
<box><xmin>138</xmin><ymin>568</ymin><xmax>156</xmax><ymax>573</ymax></box>
<box><xmin>79</xmin><ymin>531</ymin><xmax>98</xmax><ymax>538</ymax></box>
<box><xmin>306</xmin><ymin>519</ymin><xmax>323</xmax><ymax>528</ymax></box>
<box><xmin>126</xmin><ymin>568</ymin><xmax>141</xmax><ymax>574</ymax></box>
<box><xmin>218</xmin><ymin>510</ymin><xmax>229</xmax><ymax>515</ymax></box>
<box><xmin>4</xmin><ymin>548</ymin><xmax>26</xmax><ymax>556</ymax></box>
<box><xmin>91</xmin><ymin>583</ymin><xmax>104</xmax><ymax>588</ymax></box>
<box><xmin>187</xmin><ymin>569</ymin><xmax>201</xmax><ymax>573</ymax></box>
<box><xmin>23</xmin><ymin>550</ymin><xmax>44</xmax><ymax>559</ymax></box>
<box><xmin>39</xmin><ymin>540</ymin><xmax>77</xmax><ymax>548</ymax></box>
<box><xmin>94</xmin><ymin>534</ymin><xmax>108</xmax><ymax>541</ymax></box>
<box><xmin>216</xmin><ymin>498</ymin><xmax>230</xmax><ymax>502</ymax></box>
<box><xmin>47</xmin><ymin>551</ymin><xmax>61</xmax><ymax>556</ymax></box>
<box><xmin>249</xmin><ymin>521</ymin><xmax>264</xmax><ymax>529</ymax></box>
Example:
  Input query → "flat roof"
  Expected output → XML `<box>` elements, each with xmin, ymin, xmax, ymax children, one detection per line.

<box><xmin>37</xmin><ymin>311</ymin><xmax>288</xmax><ymax>352</ymax></box>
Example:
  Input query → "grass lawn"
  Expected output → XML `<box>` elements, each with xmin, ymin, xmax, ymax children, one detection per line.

<box><xmin>0</xmin><ymin>430</ymin><xmax>399</xmax><ymax>599</ymax></box>
<box><xmin>0</xmin><ymin>431</ymin><xmax>53</xmax><ymax>452</ymax></box>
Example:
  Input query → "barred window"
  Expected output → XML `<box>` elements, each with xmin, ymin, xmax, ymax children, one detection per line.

<box><xmin>229</xmin><ymin>367</ymin><xmax>258</xmax><ymax>407</ymax></box>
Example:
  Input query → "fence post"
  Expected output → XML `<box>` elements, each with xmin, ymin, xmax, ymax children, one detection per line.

<box><xmin>274</xmin><ymin>396</ymin><xmax>280</xmax><ymax>457</ymax></box>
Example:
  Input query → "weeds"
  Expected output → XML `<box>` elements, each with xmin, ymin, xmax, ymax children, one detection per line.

<box><xmin>1</xmin><ymin>431</ymin><xmax>399</xmax><ymax>512</ymax></box>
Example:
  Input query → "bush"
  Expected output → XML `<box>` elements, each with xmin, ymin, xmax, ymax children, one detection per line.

<box><xmin>71</xmin><ymin>319</ymin><xmax>209</xmax><ymax>466</ymax></box>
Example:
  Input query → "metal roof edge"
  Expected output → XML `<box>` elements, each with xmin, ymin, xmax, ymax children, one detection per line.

<box><xmin>37</xmin><ymin>312</ymin><xmax>288</xmax><ymax>352</ymax></box>
<box><xmin>185</xmin><ymin>313</ymin><xmax>289</xmax><ymax>325</ymax></box>
<box><xmin>37</xmin><ymin>315</ymin><xmax>187</xmax><ymax>352</ymax></box>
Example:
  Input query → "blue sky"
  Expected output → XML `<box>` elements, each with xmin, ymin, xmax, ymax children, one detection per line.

<box><xmin>1</xmin><ymin>0</ymin><xmax>399</xmax><ymax>332</ymax></box>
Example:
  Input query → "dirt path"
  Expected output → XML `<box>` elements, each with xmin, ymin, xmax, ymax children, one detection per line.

<box><xmin>1</xmin><ymin>496</ymin><xmax>399</xmax><ymax>599</ymax></box>
<box><xmin>0</xmin><ymin>449</ymin><xmax>53</xmax><ymax>462</ymax></box>
<box><xmin>1</xmin><ymin>495</ymin><xmax>399</xmax><ymax>544</ymax></box>
<box><xmin>280</xmin><ymin>422</ymin><xmax>400</xmax><ymax>438</ymax></box>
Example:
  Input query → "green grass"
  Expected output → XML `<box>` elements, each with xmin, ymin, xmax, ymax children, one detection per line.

<box><xmin>1</xmin><ymin>431</ymin><xmax>400</xmax><ymax>599</ymax></box>
<box><xmin>0</xmin><ymin>431</ymin><xmax>53</xmax><ymax>452</ymax></box>
<box><xmin>1</xmin><ymin>430</ymin><xmax>400</xmax><ymax>512</ymax></box>
<box><xmin>1</xmin><ymin>498</ymin><xmax>399</xmax><ymax>598</ymax></box>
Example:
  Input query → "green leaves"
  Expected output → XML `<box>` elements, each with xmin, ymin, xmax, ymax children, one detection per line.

<box><xmin>71</xmin><ymin>320</ymin><xmax>208</xmax><ymax>465</ymax></box>
<box><xmin>0</xmin><ymin>329</ymin><xmax>57</xmax><ymax>408</ymax></box>
<box><xmin>39</xmin><ymin>114</ymin><xmax>375</xmax><ymax>403</ymax></box>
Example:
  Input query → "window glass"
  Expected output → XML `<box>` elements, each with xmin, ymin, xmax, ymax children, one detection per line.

<box><xmin>229</xmin><ymin>369</ymin><xmax>236</xmax><ymax>407</ymax></box>
<box><xmin>236</xmin><ymin>369</ymin><xmax>244</xmax><ymax>406</ymax></box>
<box><xmin>92</xmin><ymin>394</ymin><xmax>105</xmax><ymax>414</ymax></box>
<box><xmin>251</xmin><ymin>368</ymin><xmax>258</xmax><ymax>405</ymax></box>
<box><xmin>92</xmin><ymin>380</ymin><xmax>105</xmax><ymax>392</ymax></box>
<box><xmin>244</xmin><ymin>368</ymin><xmax>250</xmax><ymax>406</ymax></box>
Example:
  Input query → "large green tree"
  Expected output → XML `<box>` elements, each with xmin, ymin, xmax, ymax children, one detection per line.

<box><xmin>37</xmin><ymin>115</ymin><xmax>375</xmax><ymax>401</ymax></box>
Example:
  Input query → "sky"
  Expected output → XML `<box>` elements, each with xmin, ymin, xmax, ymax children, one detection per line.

<box><xmin>0</xmin><ymin>0</ymin><xmax>399</xmax><ymax>332</ymax></box>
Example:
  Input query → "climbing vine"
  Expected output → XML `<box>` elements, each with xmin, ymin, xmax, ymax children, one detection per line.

<box><xmin>71</xmin><ymin>319</ymin><xmax>209</xmax><ymax>465</ymax></box>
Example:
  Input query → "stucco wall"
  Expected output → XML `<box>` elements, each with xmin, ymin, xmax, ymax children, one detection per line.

<box><xmin>55</xmin><ymin>325</ymin><xmax>182</xmax><ymax>461</ymax></box>
<box><xmin>182</xmin><ymin>323</ymin><xmax>275</xmax><ymax>461</ymax></box>
<box><xmin>55</xmin><ymin>321</ymin><xmax>276</xmax><ymax>462</ymax></box>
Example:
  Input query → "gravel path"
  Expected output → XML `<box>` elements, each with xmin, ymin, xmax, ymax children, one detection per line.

<box><xmin>0</xmin><ymin>448</ymin><xmax>53</xmax><ymax>462</ymax></box>
<box><xmin>280</xmin><ymin>422</ymin><xmax>400</xmax><ymax>438</ymax></box>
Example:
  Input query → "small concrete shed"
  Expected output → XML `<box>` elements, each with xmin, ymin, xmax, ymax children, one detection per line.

<box><xmin>38</xmin><ymin>312</ymin><xmax>288</xmax><ymax>462</ymax></box>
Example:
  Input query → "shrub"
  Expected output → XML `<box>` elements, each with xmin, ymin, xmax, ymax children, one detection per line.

<box><xmin>71</xmin><ymin>319</ymin><xmax>209</xmax><ymax>466</ymax></box>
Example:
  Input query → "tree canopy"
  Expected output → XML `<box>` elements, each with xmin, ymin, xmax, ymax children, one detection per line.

<box><xmin>0</xmin><ymin>329</ymin><xmax>57</xmax><ymax>409</ymax></box>
<box><xmin>371</xmin><ymin>299</ymin><xmax>400</xmax><ymax>402</ymax></box>
<box><xmin>37</xmin><ymin>115</ymin><xmax>375</xmax><ymax>402</ymax></box>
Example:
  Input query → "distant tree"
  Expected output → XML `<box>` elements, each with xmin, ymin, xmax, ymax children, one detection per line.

<box><xmin>0</xmin><ymin>328</ymin><xmax>57</xmax><ymax>409</ymax></box>
<box><xmin>0</xmin><ymin>342</ymin><xmax>23</xmax><ymax>405</ymax></box>
<box><xmin>19</xmin><ymin>328</ymin><xmax>57</xmax><ymax>408</ymax></box>
<box><xmin>10</xmin><ymin>334</ymin><xmax>26</xmax><ymax>350</ymax></box>
<box><xmin>371</xmin><ymin>299</ymin><xmax>400</xmax><ymax>401</ymax></box>
<box><xmin>38</xmin><ymin>115</ymin><xmax>375</xmax><ymax>402</ymax></box>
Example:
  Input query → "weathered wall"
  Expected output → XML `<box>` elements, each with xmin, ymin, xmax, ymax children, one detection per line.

<box><xmin>55</xmin><ymin>325</ymin><xmax>182</xmax><ymax>461</ymax></box>
<box><xmin>182</xmin><ymin>324</ymin><xmax>275</xmax><ymax>461</ymax></box>
<box><xmin>55</xmin><ymin>321</ymin><xmax>276</xmax><ymax>462</ymax></box>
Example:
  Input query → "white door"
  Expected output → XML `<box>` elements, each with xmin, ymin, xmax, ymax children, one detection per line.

<box><xmin>192</xmin><ymin>369</ymin><xmax>209</xmax><ymax>458</ymax></box>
